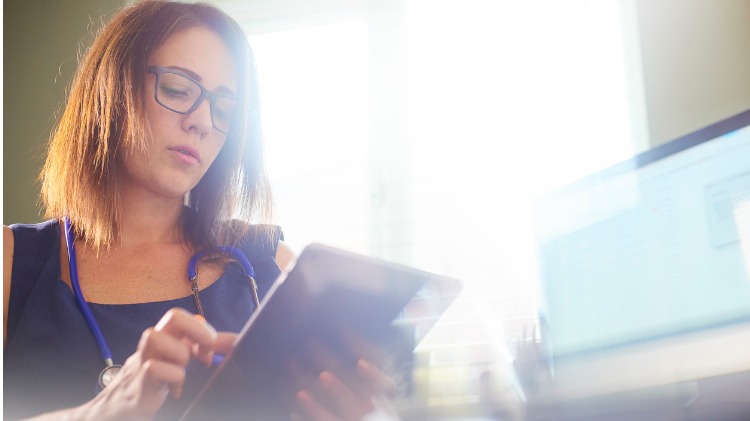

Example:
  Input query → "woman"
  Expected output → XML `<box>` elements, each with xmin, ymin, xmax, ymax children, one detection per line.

<box><xmin>3</xmin><ymin>2</ymin><xmax>388</xmax><ymax>420</ymax></box>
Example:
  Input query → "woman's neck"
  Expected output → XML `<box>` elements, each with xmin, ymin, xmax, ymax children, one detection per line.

<box><xmin>116</xmin><ymin>188</ymin><xmax>186</xmax><ymax>248</ymax></box>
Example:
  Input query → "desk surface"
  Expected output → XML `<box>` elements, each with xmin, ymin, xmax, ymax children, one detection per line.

<box><xmin>527</xmin><ymin>323</ymin><xmax>750</xmax><ymax>421</ymax></box>
<box><xmin>528</xmin><ymin>370</ymin><xmax>750</xmax><ymax>421</ymax></box>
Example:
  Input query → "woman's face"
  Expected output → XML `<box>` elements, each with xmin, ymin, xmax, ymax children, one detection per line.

<box><xmin>123</xmin><ymin>26</ymin><xmax>238</xmax><ymax>201</ymax></box>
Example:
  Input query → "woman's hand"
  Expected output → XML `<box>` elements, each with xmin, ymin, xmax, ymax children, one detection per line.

<box><xmin>291</xmin><ymin>358</ymin><xmax>396</xmax><ymax>421</ymax></box>
<box><xmin>76</xmin><ymin>308</ymin><xmax>220</xmax><ymax>420</ymax></box>
<box><xmin>289</xmin><ymin>332</ymin><xmax>398</xmax><ymax>421</ymax></box>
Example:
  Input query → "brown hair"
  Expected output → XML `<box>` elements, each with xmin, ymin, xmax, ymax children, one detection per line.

<box><xmin>40</xmin><ymin>1</ymin><xmax>272</xmax><ymax>251</ymax></box>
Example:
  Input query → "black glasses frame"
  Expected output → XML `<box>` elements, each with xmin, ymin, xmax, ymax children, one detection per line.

<box><xmin>146</xmin><ymin>65</ymin><xmax>239</xmax><ymax>135</ymax></box>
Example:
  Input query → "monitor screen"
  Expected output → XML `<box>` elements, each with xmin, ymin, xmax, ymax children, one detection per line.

<box><xmin>534</xmin><ymin>109</ymin><xmax>750</xmax><ymax>359</ymax></box>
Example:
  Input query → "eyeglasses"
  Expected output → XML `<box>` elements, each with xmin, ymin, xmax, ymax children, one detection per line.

<box><xmin>146</xmin><ymin>65</ymin><xmax>239</xmax><ymax>135</ymax></box>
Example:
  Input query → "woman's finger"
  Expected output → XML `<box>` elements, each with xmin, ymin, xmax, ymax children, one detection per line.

<box><xmin>295</xmin><ymin>389</ymin><xmax>339</xmax><ymax>421</ymax></box>
<box><xmin>214</xmin><ymin>332</ymin><xmax>238</xmax><ymax>355</ymax></box>
<box><xmin>306</xmin><ymin>337</ymin><xmax>394</xmax><ymax>400</ymax></box>
<box><xmin>357</xmin><ymin>359</ymin><xmax>397</xmax><ymax>397</ymax></box>
<box><xmin>304</xmin><ymin>338</ymin><xmax>347</xmax><ymax>376</ymax></box>
<box><xmin>153</xmin><ymin>308</ymin><xmax>217</xmax><ymax>364</ymax></box>
<box><xmin>318</xmin><ymin>370</ymin><xmax>375</xmax><ymax>420</ymax></box>
<box><xmin>339</xmin><ymin>329</ymin><xmax>397</xmax><ymax>396</ymax></box>
<box><xmin>339</xmin><ymin>328</ymin><xmax>381</xmax><ymax>365</ymax></box>
<box><xmin>294</xmin><ymin>339</ymin><xmax>384</xmax><ymax>420</ymax></box>
<box><xmin>139</xmin><ymin>327</ymin><xmax>192</xmax><ymax>366</ymax></box>
<box><xmin>140</xmin><ymin>358</ymin><xmax>188</xmax><ymax>399</ymax></box>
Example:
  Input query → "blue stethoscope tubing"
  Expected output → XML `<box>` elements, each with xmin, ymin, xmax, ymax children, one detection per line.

<box><xmin>188</xmin><ymin>245</ymin><xmax>261</xmax><ymax>317</ymax></box>
<box><xmin>64</xmin><ymin>217</ymin><xmax>115</xmax><ymax>367</ymax></box>
<box><xmin>63</xmin><ymin>216</ymin><xmax>257</xmax><ymax>390</ymax></box>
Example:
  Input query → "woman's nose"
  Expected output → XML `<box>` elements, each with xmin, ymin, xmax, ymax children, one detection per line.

<box><xmin>182</xmin><ymin>98</ymin><xmax>214</xmax><ymax>135</ymax></box>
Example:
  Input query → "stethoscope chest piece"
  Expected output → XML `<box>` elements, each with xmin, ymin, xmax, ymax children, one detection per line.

<box><xmin>98</xmin><ymin>363</ymin><xmax>123</xmax><ymax>390</ymax></box>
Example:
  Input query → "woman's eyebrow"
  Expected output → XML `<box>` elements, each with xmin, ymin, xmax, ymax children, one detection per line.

<box><xmin>168</xmin><ymin>65</ymin><xmax>237</xmax><ymax>96</ymax></box>
<box><xmin>170</xmin><ymin>65</ymin><xmax>203</xmax><ymax>81</ymax></box>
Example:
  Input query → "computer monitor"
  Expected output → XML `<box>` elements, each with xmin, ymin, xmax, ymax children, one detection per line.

<box><xmin>532</xmin><ymin>109</ymin><xmax>750</xmax><ymax>404</ymax></box>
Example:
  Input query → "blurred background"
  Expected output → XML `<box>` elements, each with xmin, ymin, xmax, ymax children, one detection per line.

<box><xmin>4</xmin><ymin>0</ymin><xmax>750</xmax><ymax>419</ymax></box>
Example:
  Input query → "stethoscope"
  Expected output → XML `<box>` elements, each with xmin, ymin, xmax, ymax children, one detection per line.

<box><xmin>63</xmin><ymin>217</ymin><xmax>259</xmax><ymax>392</ymax></box>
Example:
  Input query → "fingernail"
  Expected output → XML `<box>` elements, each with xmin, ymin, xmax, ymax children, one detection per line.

<box><xmin>194</xmin><ymin>314</ymin><xmax>217</xmax><ymax>335</ymax></box>
<box><xmin>319</xmin><ymin>370</ymin><xmax>334</xmax><ymax>385</ymax></box>
<box><xmin>296</xmin><ymin>389</ymin><xmax>312</xmax><ymax>405</ymax></box>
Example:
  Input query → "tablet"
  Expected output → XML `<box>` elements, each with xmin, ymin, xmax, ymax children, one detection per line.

<box><xmin>178</xmin><ymin>243</ymin><xmax>462</xmax><ymax>420</ymax></box>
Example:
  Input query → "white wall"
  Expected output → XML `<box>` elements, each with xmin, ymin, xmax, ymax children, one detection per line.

<box><xmin>636</xmin><ymin>0</ymin><xmax>750</xmax><ymax>147</ymax></box>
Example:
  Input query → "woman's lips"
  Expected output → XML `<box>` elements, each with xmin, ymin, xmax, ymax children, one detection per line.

<box><xmin>169</xmin><ymin>146</ymin><xmax>201</xmax><ymax>165</ymax></box>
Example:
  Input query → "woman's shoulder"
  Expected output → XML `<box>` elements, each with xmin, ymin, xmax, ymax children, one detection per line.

<box><xmin>4</xmin><ymin>219</ymin><xmax>62</xmax><ymax>345</ymax></box>
<box><xmin>218</xmin><ymin>220</ymin><xmax>295</xmax><ymax>271</ymax></box>
<box><xmin>7</xmin><ymin>219</ymin><xmax>60</xmax><ymax>257</ymax></box>
<box><xmin>8</xmin><ymin>218</ymin><xmax>60</xmax><ymax>234</ymax></box>
<box><xmin>220</xmin><ymin>219</ymin><xmax>283</xmax><ymax>242</ymax></box>
<box><xmin>217</xmin><ymin>220</ymin><xmax>284</xmax><ymax>259</ymax></box>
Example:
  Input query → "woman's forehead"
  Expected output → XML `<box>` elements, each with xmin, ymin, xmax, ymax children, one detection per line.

<box><xmin>148</xmin><ymin>27</ymin><xmax>239</xmax><ymax>94</ymax></box>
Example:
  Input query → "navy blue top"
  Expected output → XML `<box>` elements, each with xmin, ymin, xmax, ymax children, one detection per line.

<box><xmin>4</xmin><ymin>219</ymin><xmax>283</xmax><ymax>420</ymax></box>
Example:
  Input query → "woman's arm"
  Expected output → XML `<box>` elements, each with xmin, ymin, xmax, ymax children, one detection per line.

<box><xmin>276</xmin><ymin>240</ymin><xmax>296</xmax><ymax>272</ymax></box>
<box><xmin>74</xmin><ymin>308</ymin><xmax>220</xmax><ymax>420</ymax></box>
<box><xmin>16</xmin><ymin>308</ymin><xmax>226</xmax><ymax>421</ymax></box>
<box><xmin>4</xmin><ymin>225</ymin><xmax>14</xmax><ymax>346</ymax></box>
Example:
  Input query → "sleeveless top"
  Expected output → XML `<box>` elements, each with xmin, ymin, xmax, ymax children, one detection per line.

<box><xmin>4</xmin><ymin>219</ymin><xmax>284</xmax><ymax>420</ymax></box>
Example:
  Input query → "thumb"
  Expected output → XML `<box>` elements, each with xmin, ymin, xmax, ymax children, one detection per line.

<box><xmin>215</xmin><ymin>332</ymin><xmax>239</xmax><ymax>355</ymax></box>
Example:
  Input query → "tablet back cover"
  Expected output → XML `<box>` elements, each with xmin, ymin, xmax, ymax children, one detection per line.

<box><xmin>178</xmin><ymin>244</ymin><xmax>461</xmax><ymax>420</ymax></box>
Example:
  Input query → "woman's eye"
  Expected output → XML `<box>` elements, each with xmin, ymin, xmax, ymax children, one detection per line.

<box><xmin>160</xmin><ymin>85</ymin><xmax>189</xmax><ymax>98</ymax></box>
<box><xmin>214</xmin><ymin>107</ymin><xmax>229</xmax><ymax>120</ymax></box>
<box><xmin>213</xmin><ymin>99</ymin><xmax>237</xmax><ymax>122</ymax></box>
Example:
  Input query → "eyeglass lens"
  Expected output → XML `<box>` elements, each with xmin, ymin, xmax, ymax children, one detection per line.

<box><xmin>156</xmin><ymin>72</ymin><xmax>237</xmax><ymax>134</ymax></box>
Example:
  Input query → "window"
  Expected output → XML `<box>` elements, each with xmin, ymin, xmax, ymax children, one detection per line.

<box><xmin>209</xmin><ymin>0</ymin><xmax>645</xmax><ymax>409</ymax></box>
<box><xmin>249</xmin><ymin>22</ymin><xmax>371</xmax><ymax>253</ymax></box>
